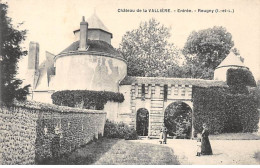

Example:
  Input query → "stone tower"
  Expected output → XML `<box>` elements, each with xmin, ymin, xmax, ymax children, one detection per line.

<box><xmin>53</xmin><ymin>15</ymin><xmax>127</xmax><ymax>92</ymax></box>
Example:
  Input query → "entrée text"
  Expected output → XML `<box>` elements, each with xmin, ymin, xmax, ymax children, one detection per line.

<box><xmin>117</xmin><ymin>8</ymin><xmax>235</xmax><ymax>13</ymax></box>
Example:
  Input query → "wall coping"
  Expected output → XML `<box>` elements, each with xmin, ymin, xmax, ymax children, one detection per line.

<box><xmin>6</xmin><ymin>100</ymin><xmax>107</xmax><ymax>114</ymax></box>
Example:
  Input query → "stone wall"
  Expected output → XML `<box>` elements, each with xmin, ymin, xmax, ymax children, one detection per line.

<box><xmin>0</xmin><ymin>106</ymin><xmax>38</xmax><ymax>165</ymax></box>
<box><xmin>0</xmin><ymin>101</ymin><xmax>106</xmax><ymax>165</ymax></box>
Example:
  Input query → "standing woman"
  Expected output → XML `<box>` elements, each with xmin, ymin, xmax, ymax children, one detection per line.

<box><xmin>162</xmin><ymin>124</ymin><xmax>168</xmax><ymax>144</ymax></box>
<box><xmin>201</xmin><ymin>123</ymin><xmax>213</xmax><ymax>155</ymax></box>
<box><xmin>159</xmin><ymin>123</ymin><xmax>167</xmax><ymax>144</ymax></box>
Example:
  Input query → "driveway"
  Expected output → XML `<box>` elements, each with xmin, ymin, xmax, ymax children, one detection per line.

<box><xmin>136</xmin><ymin>139</ymin><xmax>260</xmax><ymax>165</ymax></box>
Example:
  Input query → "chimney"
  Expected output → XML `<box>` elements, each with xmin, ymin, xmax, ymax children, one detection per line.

<box><xmin>79</xmin><ymin>16</ymin><xmax>88</xmax><ymax>50</ymax></box>
<box><xmin>28</xmin><ymin>41</ymin><xmax>39</xmax><ymax>70</ymax></box>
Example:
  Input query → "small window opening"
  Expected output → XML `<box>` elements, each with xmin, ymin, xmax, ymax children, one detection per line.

<box><xmin>141</xmin><ymin>84</ymin><xmax>145</xmax><ymax>98</ymax></box>
<box><xmin>164</xmin><ymin>85</ymin><xmax>168</xmax><ymax>101</ymax></box>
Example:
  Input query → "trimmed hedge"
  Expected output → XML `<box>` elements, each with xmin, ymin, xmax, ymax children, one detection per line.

<box><xmin>103</xmin><ymin>120</ymin><xmax>138</xmax><ymax>140</ymax></box>
<box><xmin>227</xmin><ymin>68</ymin><xmax>256</xmax><ymax>87</ymax></box>
<box><xmin>193</xmin><ymin>86</ymin><xmax>259</xmax><ymax>134</ymax></box>
<box><xmin>227</xmin><ymin>68</ymin><xmax>256</xmax><ymax>94</ymax></box>
<box><xmin>51</xmin><ymin>90</ymin><xmax>124</xmax><ymax>110</ymax></box>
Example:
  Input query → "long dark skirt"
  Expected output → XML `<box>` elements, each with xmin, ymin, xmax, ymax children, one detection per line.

<box><xmin>201</xmin><ymin>136</ymin><xmax>213</xmax><ymax>155</ymax></box>
<box><xmin>163</xmin><ymin>132</ymin><xmax>167</xmax><ymax>143</ymax></box>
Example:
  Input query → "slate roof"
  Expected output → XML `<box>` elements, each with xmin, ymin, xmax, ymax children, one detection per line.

<box><xmin>216</xmin><ymin>52</ymin><xmax>247</xmax><ymax>69</ymax></box>
<box><xmin>33</xmin><ymin>51</ymin><xmax>55</xmax><ymax>90</ymax></box>
<box><xmin>120</xmin><ymin>76</ymin><xmax>227</xmax><ymax>87</ymax></box>
<box><xmin>58</xmin><ymin>40</ymin><xmax>124</xmax><ymax>59</ymax></box>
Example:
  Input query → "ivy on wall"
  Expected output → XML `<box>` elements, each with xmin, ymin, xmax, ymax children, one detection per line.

<box><xmin>193</xmin><ymin>86</ymin><xmax>259</xmax><ymax>135</ymax></box>
<box><xmin>51</xmin><ymin>90</ymin><xmax>124</xmax><ymax>110</ymax></box>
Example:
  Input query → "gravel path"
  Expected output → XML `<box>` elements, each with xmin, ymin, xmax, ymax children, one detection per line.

<box><xmin>137</xmin><ymin>139</ymin><xmax>260</xmax><ymax>165</ymax></box>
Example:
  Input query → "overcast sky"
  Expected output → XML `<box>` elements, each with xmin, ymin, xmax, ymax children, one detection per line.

<box><xmin>5</xmin><ymin>0</ymin><xmax>260</xmax><ymax>80</ymax></box>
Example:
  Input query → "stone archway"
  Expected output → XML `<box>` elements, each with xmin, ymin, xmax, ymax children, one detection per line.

<box><xmin>136</xmin><ymin>108</ymin><xmax>149</xmax><ymax>136</ymax></box>
<box><xmin>164</xmin><ymin>102</ymin><xmax>192</xmax><ymax>139</ymax></box>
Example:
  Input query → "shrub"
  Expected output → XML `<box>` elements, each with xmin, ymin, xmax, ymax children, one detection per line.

<box><xmin>193</xmin><ymin>86</ymin><xmax>259</xmax><ymax>134</ymax></box>
<box><xmin>249</xmin><ymin>87</ymin><xmax>260</xmax><ymax>109</ymax></box>
<box><xmin>51</xmin><ymin>90</ymin><xmax>124</xmax><ymax>110</ymax></box>
<box><xmin>227</xmin><ymin>68</ymin><xmax>256</xmax><ymax>94</ymax></box>
<box><xmin>103</xmin><ymin>120</ymin><xmax>138</xmax><ymax>140</ymax></box>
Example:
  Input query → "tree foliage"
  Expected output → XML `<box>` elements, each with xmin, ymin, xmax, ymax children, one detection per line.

<box><xmin>0</xmin><ymin>3</ymin><xmax>30</xmax><ymax>104</ymax></box>
<box><xmin>118</xmin><ymin>18</ymin><xmax>180</xmax><ymax>77</ymax></box>
<box><xmin>183</xmin><ymin>26</ymin><xmax>234</xmax><ymax>79</ymax></box>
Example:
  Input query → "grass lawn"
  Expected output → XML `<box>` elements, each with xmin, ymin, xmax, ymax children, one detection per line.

<box><xmin>94</xmin><ymin>139</ymin><xmax>179</xmax><ymax>165</ymax></box>
<box><xmin>56</xmin><ymin>138</ymin><xmax>179</xmax><ymax>165</ymax></box>
<box><xmin>209</xmin><ymin>133</ymin><xmax>260</xmax><ymax>140</ymax></box>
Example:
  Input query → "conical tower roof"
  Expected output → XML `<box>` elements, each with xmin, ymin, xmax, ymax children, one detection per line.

<box><xmin>216</xmin><ymin>52</ymin><xmax>247</xmax><ymax>69</ymax></box>
<box><xmin>87</xmin><ymin>13</ymin><xmax>110</xmax><ymax>32</ymax></box>
<box><xmin>73</xmin><ymin>13</ymin><xmax>111</xmax><ymax>35</ymax></box>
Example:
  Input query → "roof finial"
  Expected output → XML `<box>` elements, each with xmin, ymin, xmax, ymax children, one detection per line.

<box><xmin>82</xmin><ymin>16</ymin><xmax>85</xmax><ymax>22</ymax></box>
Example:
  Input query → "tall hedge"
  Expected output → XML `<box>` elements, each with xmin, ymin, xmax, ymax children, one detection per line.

<box><xmin>227</xmin><ymin>68</ymin><xmax>256</xmax><ymax>87</ymax></box>
<box><xmin>193</xmin><ymin>86</ymin><xmax>259</xmax><ymax>134</ymax></box>
<box><xmin>51</xmin><ymin>90</ymin><xmax>124</xmax><ymax>110</ymax></box>
<box><xmin>227</xmin><ymin>68</ymin><xmax>256</xmax><ymax>94</ymax></box>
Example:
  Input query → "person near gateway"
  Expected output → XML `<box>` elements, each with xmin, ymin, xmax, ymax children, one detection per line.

<box><xmin>196</xmin><ymin>133</ymin><xmax>202</xmax><ymax>156</ymax></box>
<box><xmin>201</xmin><ymin>123</ymin><xmax>213</xmax><ymax>155</ymax></box>
<box><xmin>159</xmin><ymin>123</ymin><xmax>168</xmax><ymax>144</ymax></box>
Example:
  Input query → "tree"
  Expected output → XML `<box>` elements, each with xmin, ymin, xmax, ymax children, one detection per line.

<box><xmin>0</xmin><ymin>2</ymin><xmax>29</xmax><ymax>105</ymax></box>
<box><xmin>183</xmin><ymin>26</ymin><xmax>235</xmax><ymax>79</ymax></box>
<box><xmin>118</xmin><ymin>18</ymin><xmax>180</xmax><ymax>77</ymax></box>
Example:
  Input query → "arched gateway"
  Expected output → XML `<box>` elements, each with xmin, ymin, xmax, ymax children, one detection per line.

<box><xmin>136</xmin><ymin>108</ymin><xmax>149</xmax><ymax>136</ymax></box>
<box><xmin>164</xmin><ymin>102</ymin><xmax>192</xmax><ymax>139</ymax></box>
